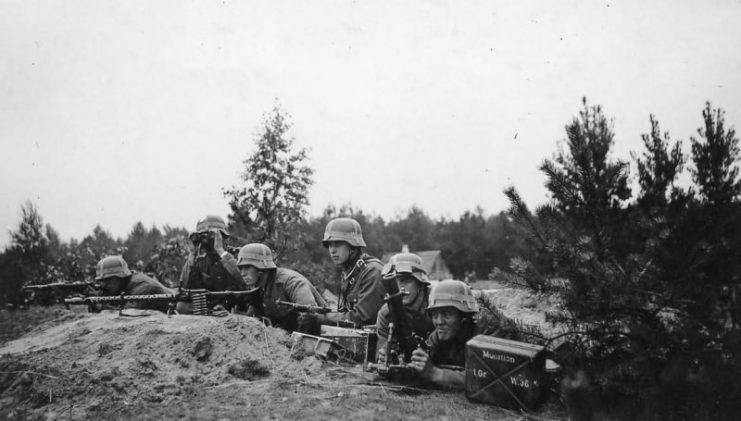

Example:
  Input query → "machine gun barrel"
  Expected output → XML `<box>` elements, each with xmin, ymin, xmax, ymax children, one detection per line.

<box><xmin>23</xmin><ymin>281</ymin><xmax>95</xmax><ymax>291</ymax></box>
<box><xmin>275</xmin><ymin>300</ymin><xmax>332</xmax><ymax>314</ymax></box>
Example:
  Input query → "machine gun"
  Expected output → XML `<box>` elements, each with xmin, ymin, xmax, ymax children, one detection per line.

<box><xmin>366</xmin><ymin>274</ymin><xmax>426</xmax><ymax>377</ymax></box>
<box><xmin>275</xmin><ymin>300</ymin><xmax>332</xmax><ymax>314</ymax></box>
<box><xmin>23</xmin><ymin>281</ymin><xmax>98</xmax><ymax>305</ymax></box>
<box><xmin>64</xmin><ymin>287</ymin><xmax>260</xmax><ymax>316</ymax></box>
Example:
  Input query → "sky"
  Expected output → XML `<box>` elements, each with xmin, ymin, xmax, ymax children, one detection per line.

<box><xmin>2</xmin><ymin>0</ymin><xmax>741</xmax><ymax>247</ymax></box>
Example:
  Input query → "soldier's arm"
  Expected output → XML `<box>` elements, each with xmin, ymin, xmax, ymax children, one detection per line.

<box><xmin>375</xmin><ymin>305</ymin><xmax>391</xmax><ymax>361</ymax></box>
<box><xmin>219</xmin><ymin>253</ymin><xmax>248</xmax><ymax>290</ymax></box>
<box><xmin>179</xmin><ymin>258</ymin><xmax>193</xmax><ymax>288</ymax></box>
<box><xmin>410</xmin><ymin>348</ymin><xmax>466</xmax><ymax>390</ymax></box>
<box><xmin>282</xmin><ymin>276</ymin><xmax>321</xmax><ymax>306</ymax></box>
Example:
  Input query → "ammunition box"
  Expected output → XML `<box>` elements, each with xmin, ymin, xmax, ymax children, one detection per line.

<box><xmin>465</xmin><ymin>335</ymin><xmax>546</xmax><ymax>411</ymax></box>
<box><xmin>290</xmin><ymin>332</ymin><xmax>342</xmax><ymax>360</ymax></box>
<box><xmin>320</xmin><ymin>325</ymin><xmax>377</xmax><ymax>364</ymax></box>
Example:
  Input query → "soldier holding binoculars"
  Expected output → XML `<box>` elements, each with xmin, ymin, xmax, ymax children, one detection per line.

<box><xmin>176</xmin><ymin>215</ymin><xmax>248</xmax><ymax>314</ymax></box>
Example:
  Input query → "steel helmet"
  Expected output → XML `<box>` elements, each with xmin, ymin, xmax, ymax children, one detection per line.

<box><xmin>195</xmin><ymin>215</ymin><xmax>229</xmax><ymax>237</ymax></box>
<box><xmin>237</xmin><ymin>243</ymin><xmax>276</xmax><ymax>270</ymax></box>
<box><xmin>322</xmin><ymin>218</ymin><xmax>366</xmax><ymax>248</ymax></box>
<box><xmin>426</xmin><ymin>280</ymin><xmax>479</xmax><ymax>314</ymax></box>
<box><xmin>95</xmin><ymin>255</ymin><xmax>132</xmax><ymax>281</ymax></box>
<box><xmin>382</xmin><ymin>252</ymin><xmax>430</xmax><ymax>285</ymax></box>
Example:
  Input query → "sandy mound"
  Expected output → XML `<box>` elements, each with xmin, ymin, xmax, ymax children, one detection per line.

<box><xmin>0</xmin><ymin>310</ymin><xmax>324</xmax><ymax>419</ymax></box>
<box><xmin>0</xmin><ymin>306</ymin><xmax>565</xmax><ymax>420</ymax></box>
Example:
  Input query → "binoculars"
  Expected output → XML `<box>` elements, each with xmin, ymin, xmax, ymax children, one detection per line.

<box><xmin>189</xmin><ymin>231</ymin><xmax>215</xmax><ymax>248</ymax></box>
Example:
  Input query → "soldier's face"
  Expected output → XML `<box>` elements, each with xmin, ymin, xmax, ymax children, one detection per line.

<box><xmin>397</xmin><ymin>275</ymin><xmax>421</xmax><ymax>305</ymax></box>
<box><xmin>100</xmin><ymin>277</ymin><xmax>124</xmax><ymax>295</ymax></box>
<box><xmin>326</xmin><ymin>241</ymin><xmax>352</xmax><ymax>266</ymax></box>
<box><xmin>239</xmin><ymin>265</ymin><xmax>261</xmax><ymax>288</ymax></box>
<box><xmin>430</xmin><ymin>307</ymin><xmax>463</xmax><ymax>342</ymax></box>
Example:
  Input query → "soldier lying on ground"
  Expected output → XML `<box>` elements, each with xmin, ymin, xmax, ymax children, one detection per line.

<box><xmin>236</xmin><ymin>243</ymin><xmax>328</xmax><ymax>333</ymax></box>
<box><xmin>176</xmin><ymin>215</ymin><xmax>248</xmax><ymax>314</ymax></box>
<box><xmin>408</xmin><ymin>280</ymin><xmax>479</xmax><ymax>390</ymax></box>
<box><xmin>298</xmin><ymin>218</ymin><xmax>385</xmax><ymax>331</ymax></box>
<box><xmin>375</xmin><ymin>252</ymin><xmax>434</xmax><ymax>363</ymax></box>
<box><xmin>94</xmin><ymin>255</ymin><xmax>173</xmax><ymax>312</ymax></box>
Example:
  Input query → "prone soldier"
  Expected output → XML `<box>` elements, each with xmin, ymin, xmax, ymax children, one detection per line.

<box><xmin>375</xmin><ymin>252</ymin><xmax>435</xmax><ymax>363</ymax></box>
<box><xmin>408</xmin><ymin>280</ymin><xmax>480</xmax><ymax>390</ymax></box>
<box><xmin>237</xmin><ymin>243</ymin><xmax>328</xmax><ymax>333</ymax></box>
<box><xmin>94</xmin><ymin>255</ymin><xmax>173</xmax><ymax>312</ymax></box>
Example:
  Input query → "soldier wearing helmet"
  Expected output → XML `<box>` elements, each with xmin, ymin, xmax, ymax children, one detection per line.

<box><xmin>177</xmin><ymin>215</ymin><xmax>248</xmax><ymax>314</ymax></box>
<box><xmin>236</xmin><ymin>243</ymin><xmax>327</xmax><ymax>333</ymax></box>
<box><xmin>95</xmin><ymin>255</ymin><xmax>173</xmax><ymax>312</ymax></box>
<box><xmin>299</xmin><ymin>217</ymin><xmax>385</xmax><ymax>329</ymax></box>
<box><xmin>375</xmin><ymin>253</ymin><xmax>435</xmax><ymax>362</ymax></box>
<box><xmin>409</xmin><ymin>280</ymin><xmax>479</xmax><ymax>390</ymax></box>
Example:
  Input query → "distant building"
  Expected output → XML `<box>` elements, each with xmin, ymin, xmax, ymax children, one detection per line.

<box><xmin>382</xmin><ymin>247</ymin><xmax>453</xmax><ymax>281</ymax></box>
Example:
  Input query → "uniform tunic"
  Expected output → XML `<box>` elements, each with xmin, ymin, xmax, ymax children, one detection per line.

<box><xmin>259</xmin><ymin>268</ymin><xmax>327</xmax><ymax>331</ymax></box>
<box><xmin>338</xmin><ymin>253</ymin><xmax>385</xmax><ymax>327</ymax></box>
<box><xmin>179</xmin><ymin>252</ymin><xmax>246</xmax><ymax>291</ymax></box>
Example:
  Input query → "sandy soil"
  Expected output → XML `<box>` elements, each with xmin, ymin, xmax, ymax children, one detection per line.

<box><xmin>0</xmin><ymin>297</ymin><xmax>566</xmax><ymax>420</ymax></box>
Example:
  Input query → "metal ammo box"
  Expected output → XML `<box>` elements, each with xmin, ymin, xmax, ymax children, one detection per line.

<box><xmin>320</xmin><ymin>325</ymin><xmax>377</xmax><ymax>364</ymax></box>
<box><xmin>465</xmin><ymin>335</ymin><xmax>546</xmax><ymax>411</ymax></box>
<box><xmin>290</xmin><ymin>332</ymin><xmax>343</xmax><ymax>360</ymax></box>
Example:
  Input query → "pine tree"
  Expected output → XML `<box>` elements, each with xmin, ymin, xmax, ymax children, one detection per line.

<box><xmin>690</xmin><ymin>102</ymin><xmax>741</xmax><ymax>205</ymax></box>
<box><xmin>633</xmin><ymin>115</ymin><xmax>684</xmax><ymax>211</ymax></box>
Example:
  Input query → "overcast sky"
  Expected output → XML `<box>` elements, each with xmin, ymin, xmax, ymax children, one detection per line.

<box><xmin>2</xmin><ymin>0</ymin><xmax>740</xmax><ymax>247</ymax></box>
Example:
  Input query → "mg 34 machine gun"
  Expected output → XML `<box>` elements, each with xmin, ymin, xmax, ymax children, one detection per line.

<box><xmin>64</xmin><ymin>287</ymin><xmax>260</xmax><ymax>316</ymax></box>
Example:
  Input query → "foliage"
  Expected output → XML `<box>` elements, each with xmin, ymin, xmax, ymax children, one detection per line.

<box><xmin>690</xmin><ymin>102</ymin><xmax>741</xmax><ymax>205</ymax></box>
<box><xmin>0</xmin><ymin>202</ymin><xmax>53</xmax><ymax>304</ymax></box>
<box><xmin>632</xmin><ymin>114</ymin><xmax>685</xmax><ymax>211</ymax></box>
<box><xmin>223</xmin><ymin>105</ymin><xmax>314</xmax><ymax>258</ymax></box>
<box><xmin>506</xmin><ymin>99</ymin><xmax>741</xmax><ymax>419</ymax></box>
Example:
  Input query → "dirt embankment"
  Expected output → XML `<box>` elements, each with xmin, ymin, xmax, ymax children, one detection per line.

<box><xmin>0</xmin><ymin>308</ymin><xmax>552</xmax><ymax>420</ymax></box>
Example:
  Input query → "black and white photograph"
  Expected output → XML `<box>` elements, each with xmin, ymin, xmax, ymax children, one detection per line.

<box><xmin>1</xmin><ymin>1</ymin><xmax>740</xmax><ymax>419</ymax></box>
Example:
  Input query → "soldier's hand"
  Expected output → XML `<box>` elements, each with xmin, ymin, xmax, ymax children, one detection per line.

<box><xmin>296</xmin><ymin>312</ymin><xmax>320</xmax><ymax>335</ymax></box>
<box><xmin>409</xmin><ymin>348</ymin><xmax>434</xmax><ymax>377</ymax></box>
<box><xmin>212</xmin><ymin>229</ymin><xmax>226</xmax><ymax>256</ymax></box>
<box><xmin>376</xmin><ymin>346</ymin><xmax>387</xmax><ymax>365</ymax></box>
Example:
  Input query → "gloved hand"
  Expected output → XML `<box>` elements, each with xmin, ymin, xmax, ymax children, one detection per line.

<box><xmin>296</xmin><ymin>312</ymin><xmax>320</xmax><ymax>335</ymax></box>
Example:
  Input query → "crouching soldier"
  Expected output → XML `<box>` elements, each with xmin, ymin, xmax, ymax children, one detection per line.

<box><xmin>177</xmin><ymin>215</ymin><xmax>248</xmax><ymax>314</ymax></box>
<box><xmin>237</xmin><ymin>243</ymin><xmax>327</xmax><ymax>333</ymax></box>
<box><xmin>95</xmin><ymin>255</ymin><xmax>173</xmax><ymax>312</ymax></box>
<box><xmin>375</xmin><ymin>253</ymin><xmax>435</xmax><ymax>362</ymax></box>
<box><xmin>298</xmin><ymin>218</ymin><xmax>385</xmax><ymax>331</ymax></box>
<box><xmin>409</xmin><ymin>280</ymin><xmax>479</xmax><ymax>390</ymax></box>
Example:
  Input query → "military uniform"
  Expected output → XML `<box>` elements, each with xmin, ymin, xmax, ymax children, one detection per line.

<box><xmin>338</xmin><ymin>253</ymin><xmax>385</xmax><ymax>327</ymax></box>
<box><xmin>179</xmin><ymin>253</ymin><xmax>246</xmax><ymax>291</ymax></box>
<box><xmin>258</xmin><ymin>268</ymin><xmax>327</xmax><ymax>331</ymax></box>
